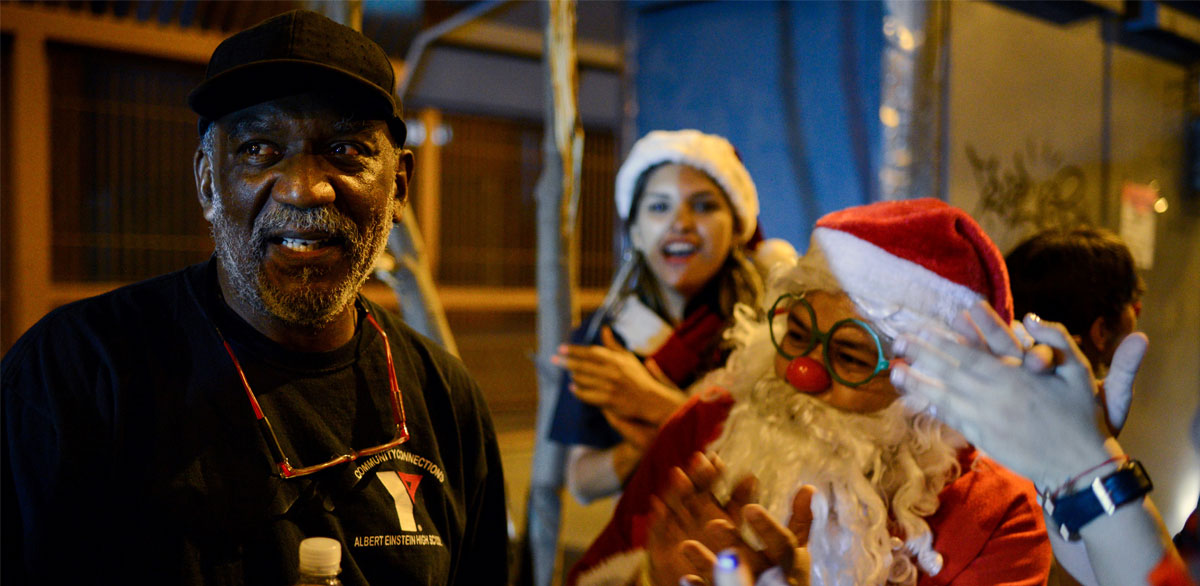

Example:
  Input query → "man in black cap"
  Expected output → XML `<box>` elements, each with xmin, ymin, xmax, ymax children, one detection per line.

<box><xmin>2</xmin><ymin>10</ymin><xmax>508</xmax><ymax>585</ymax></box>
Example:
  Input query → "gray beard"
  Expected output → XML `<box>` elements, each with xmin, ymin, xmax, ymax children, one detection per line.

<box><xmin>708</xmin><ymin>375</ymin><xmax>961</xmax><ymax>586</ymax></box>
<box><xmin>210</xmin><ymin>199</ymin><xmax>393</xmax><ymax>328</ymax></box>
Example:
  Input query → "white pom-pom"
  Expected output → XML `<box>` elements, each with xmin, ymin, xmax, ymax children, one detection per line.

<box><xmin>754</xmin><ymin>238</ymin><xmax>798</xmax><ymax>275</ymax></box>
<box><xmin>917</xmin><ymin>550</ymin><xmax>943</xmax><ymax>576</ymax></box>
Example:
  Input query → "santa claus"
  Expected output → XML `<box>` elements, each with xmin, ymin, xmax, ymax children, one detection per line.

<box><xmin>566</xmin><ymin>198</ymin><xmax>1052</xmax><ymax>586</ymax></box>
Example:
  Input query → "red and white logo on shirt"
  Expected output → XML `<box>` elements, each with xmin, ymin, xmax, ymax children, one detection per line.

<box><xmin>378</xmin><ymin>471</ymin><xmax>423</xmax><ymax>531</ymax></box>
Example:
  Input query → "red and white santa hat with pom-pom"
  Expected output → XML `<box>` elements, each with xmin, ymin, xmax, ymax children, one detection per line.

<box><xmin>810</xmin><ymin>198</ymin><xmax>1012</xmax><ymax>326</ymax></box>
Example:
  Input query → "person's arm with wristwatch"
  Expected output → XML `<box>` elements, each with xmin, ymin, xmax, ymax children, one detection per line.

<box><xmin>889</xmin><ymin>303</ymin><xmax>1191</xmax><ymax>586</ymax></box>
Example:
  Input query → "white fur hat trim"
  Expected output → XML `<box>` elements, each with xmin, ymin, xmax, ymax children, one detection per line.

<box><xmin>811</xmin><ymin>227</ymin><xmax>985</xmax><ymax>328</ymax></box>
<box><xmin>615</xmin><ymin>129</ymin><xmax>758</xmax><ymax>243</ymax></box>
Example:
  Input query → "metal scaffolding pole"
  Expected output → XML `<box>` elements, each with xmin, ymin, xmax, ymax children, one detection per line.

<box><xmin>527</xmin><ymin>1</ymin><xmax>583</xmax><ymax>585</ymax></box>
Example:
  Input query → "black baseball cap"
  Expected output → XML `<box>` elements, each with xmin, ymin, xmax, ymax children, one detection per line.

<box><xmin>188</xmin><ymin>9</ymin><xmax>406</xmax><ymax>144</ymax></box>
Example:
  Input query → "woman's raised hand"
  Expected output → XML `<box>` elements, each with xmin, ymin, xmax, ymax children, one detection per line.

<box><xmin>889</xmin><ymin>302</ymin><xmax>1147</xmax><ymax>491</ymax></box>
<box><xmin>552</xmin><ymin>326</ymin><xmax>687</xmax><ymax>426</ymax></box>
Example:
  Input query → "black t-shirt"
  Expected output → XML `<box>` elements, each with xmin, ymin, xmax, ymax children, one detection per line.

<box><xmin>2</xmin><ymin>260</ymin><xmax>508</xmax><ymax>585</ymax></box>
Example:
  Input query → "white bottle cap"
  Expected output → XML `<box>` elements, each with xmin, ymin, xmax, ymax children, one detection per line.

<box><xmin>298</xmin><ymin>537</ymin><xmax>341</xmax><ymax>576</ymax></box>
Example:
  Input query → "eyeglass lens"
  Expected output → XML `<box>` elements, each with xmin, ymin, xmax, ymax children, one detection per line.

<box><xmin>771</xmin><ymin>295</ymin><xmax>885</xmax><ymax>385</ymax></box>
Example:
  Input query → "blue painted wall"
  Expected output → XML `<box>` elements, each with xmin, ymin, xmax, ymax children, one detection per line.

<box><xmin>631</xmin><ymin>1</ymin><xmax>884</xmax><ymax>250</ymax></box>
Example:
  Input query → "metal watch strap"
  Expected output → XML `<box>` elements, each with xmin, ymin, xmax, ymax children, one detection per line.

<box><xmin>1046</xmin><ymin>459</ymin><xmax>1153</xmax><ymax>541</ymax></box>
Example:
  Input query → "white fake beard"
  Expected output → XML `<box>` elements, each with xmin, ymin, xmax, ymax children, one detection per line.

<box><xmin>706</xmin><ymin>330</ymin><xmax>964</xmax><ymax>586</ymax></box>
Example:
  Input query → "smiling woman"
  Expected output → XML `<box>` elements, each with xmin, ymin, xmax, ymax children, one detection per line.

<box><xmin>547</xmin><ymin>129</ymin><xmax>786</xmax><ymax>505</ymax></box>
<box><xmin>629</xmin><ymin>163</ymin><xmax>737</xmax><ymax>309</ymax></box>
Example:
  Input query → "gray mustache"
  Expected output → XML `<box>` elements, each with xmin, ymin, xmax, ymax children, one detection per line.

<box><xmin>251</xmin><ymin>206</ymin><xmax>359</xmax><ymax>245</ymax></box>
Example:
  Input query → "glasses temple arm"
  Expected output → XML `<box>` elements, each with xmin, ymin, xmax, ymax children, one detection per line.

<box><xmin>365</xmin><ymin>311</ymin><xmax>410</xmax><ymax>438</ymax></box>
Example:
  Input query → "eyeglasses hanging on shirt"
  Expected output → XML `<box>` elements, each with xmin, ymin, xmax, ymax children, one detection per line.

<box><xmin>213</xmin><ymin>301</ymin><xmax>411</xmax><ymax>480</ymax></box>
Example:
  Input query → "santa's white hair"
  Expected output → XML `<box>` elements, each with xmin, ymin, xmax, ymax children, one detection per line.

<box><xmin>700</xmin><ymin>255</ymin><xmax>967</xmax><ymax>586</ymax></box>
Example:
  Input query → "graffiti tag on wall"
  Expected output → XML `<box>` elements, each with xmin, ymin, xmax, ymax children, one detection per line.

<box><xmin>965</xmin><ymin>140</ymin><xmax>1091</xmax><ymax>231</ymax></box>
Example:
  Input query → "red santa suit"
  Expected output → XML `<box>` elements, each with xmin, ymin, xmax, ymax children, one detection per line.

<box><xmin>567</xmin><ymin>390</ymin><xmax>1052</xmax><ymax>586</ymax></box>
<box><xmin>1149</xmin><ymin>552</ymin><xmax>1195</xmax><ymax>586</ymax></box>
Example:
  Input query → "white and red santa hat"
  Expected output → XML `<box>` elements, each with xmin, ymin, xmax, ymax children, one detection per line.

<box><xmin>797</xmin><ymin>198</ymin><xmax>1012</xmax><ymax>329</ymax></box>
<box><xmin>616</xmin><ymin>129</ymin><xmax>759</xmax><ymax>244</ymax></box>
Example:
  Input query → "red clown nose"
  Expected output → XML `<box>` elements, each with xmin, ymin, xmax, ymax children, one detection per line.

<box><xmin>785</xmin><ymin>356</ymin><xmax>831</xmax><ymax>393</ymax></box>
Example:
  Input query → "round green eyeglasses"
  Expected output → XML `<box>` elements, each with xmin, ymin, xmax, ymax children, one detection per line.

<box><xmin>768</xmin><ymin>292</ymin><xmax>890</xmax><ymax>387</ymax></box>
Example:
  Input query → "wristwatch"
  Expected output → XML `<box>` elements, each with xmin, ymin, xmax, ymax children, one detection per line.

<box><xmin>1044</xmin><ymin>459</ymin><xmax>1153</xmax><ymax>541</ymax></box>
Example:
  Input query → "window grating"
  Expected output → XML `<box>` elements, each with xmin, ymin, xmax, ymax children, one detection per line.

<box><xmin>435</xmin><ymin>112</ymin><xmax>617</xmax><ymax>289</ymax></box>
<box><xmin>49</xmin><ymin>43</ymin><xmax>212</xmax><ymax>283</ymax></box>
<box><xmin>44</xmin><ymin>44</ymin><xmax>618</xmax><ymax>290</ymax></box>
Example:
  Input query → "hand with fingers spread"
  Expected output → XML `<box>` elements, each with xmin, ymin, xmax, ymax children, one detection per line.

<box><xmin>946</xmin><ymin>301</ymin><xmax>1135</xmax><ymax>436</ymax></box>
<box><xmin>737</xmin><ymin>490</ymin><xmax>814</xmax><ymax>586</ymax></box>
<box><xmin>889</xmin><ymin>301</ymin><xmax>1147</xmax><ymax>492</ymax></box>
<box><xmin>552</xmin><ymin>326</ymin><xmax>688</xmax><ymax>428</ymax></box>
<box><xmin>645</xmin><ymin>452</ymin><xmax>756</xmax><ymax>586</ymax></box>
<box><xmin>944</xmin><ymin>298</ymin><xmax>1064</xmax><ymax>377</ymax></box>
<box><xmin>891</xmin><ymin>305</ymin><xmax>1195</xmax><ymax>586</ymax></box>
<box><xmin>644</xmin><ymin>451</ymin><xmax>813</xmax><ymax>586</ymax></box>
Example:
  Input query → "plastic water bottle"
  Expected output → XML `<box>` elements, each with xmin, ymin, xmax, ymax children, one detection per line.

<box><xmin>295</xmin><ymin>537</ymin><xmax>343</xmax><ymax>586</ymax></box>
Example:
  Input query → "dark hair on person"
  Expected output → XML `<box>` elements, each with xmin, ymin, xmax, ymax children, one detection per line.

<box><xmin>625</xmin><ymin>163</ymin><xmax>764</xmax><ymax>326</ymax></box>
<box><xmin>1005</xmin><ymin>227</ymin><xmax>1144</xmax><ymax>336</ymax></box>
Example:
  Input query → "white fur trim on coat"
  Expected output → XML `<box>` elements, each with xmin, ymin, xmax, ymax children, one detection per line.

<box><xmin>609</xmin><ymin>296</ymin><xmax>675</xmax><ymax>356</ymax></box>
<box><xmin>575</xmin><ymin>548</ymin><xmax>646</xmax><ymax>586</ymax></box>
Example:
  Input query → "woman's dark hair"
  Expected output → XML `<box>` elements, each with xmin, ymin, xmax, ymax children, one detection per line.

<box><xmin>1005</xmin><ymin>227</ymin><xmax>1144</xmax><ymax>336</ymax></box>
<box><xmin>624</xmin><ymin>162</ymin><xmax>763</xmax><ymax>325</ymax></box>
